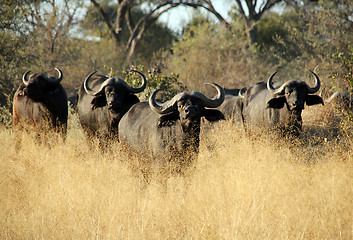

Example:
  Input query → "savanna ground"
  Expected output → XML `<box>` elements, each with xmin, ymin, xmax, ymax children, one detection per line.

<box><xmin>1</xmin><ymin>103</ymin><xmax>353</xmax><ymax>239</ymax></box>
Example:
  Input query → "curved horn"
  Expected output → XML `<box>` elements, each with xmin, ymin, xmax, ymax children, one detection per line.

<box><xmin>43</xmin><ymin>68</ymin><xmax>63</xmax><ymax>84</ymax></box>
<box><xmin>326</xmin><ymin>91</ymin><xmax>340</xmax><ymax>103</ymax></box>
<box><xmin>325</xmin><ymin>91</ymin><xmax>351</xmax><ymax>104</ymax></box>
<box><xmin>149</xmin><ymin>89</ymin><xmax>179</xmax><ymax>114</ymax></box>
<box><xmin>191</xmin><ymin>82</ymin><xmax>225</xmax><ymax>108</ymax></box>
<box><xmin>307</xmin><ymin>70</ymin><xmax>321</xmax><ymax>94</ymax></box>
<box><xmin>84</xmin><ymin>71</ymin><xmax>114</xmax><ymax>96</ymax></box>
<box><xmin>83</xmin><ymin>71</ymin><xmax>97</xmax><ymax>96</ymax></box>
<box><xmin>267</xmin><ymin>71</ymin><xmax>283</xmax><ymax>95</ymax></box>
<box><xmin>149</xmin><ymin>83</ymin><xmax>225</xmax><ymax>114</ymax></box>
<box><xmin>118</xmin><ymin>70</ymin><xmax>147</xmax><ymax>93</ymax></box>
<box><xmin>22</xmin><ymin>70</ymin><xmax>31</xmax><ymax>86</ymax></box>
<box><xmin>55</xmin><ymin>68</ymin><xmax>63</xmax><ymax>82</ymax></box>
<box><xmin>239</xmin><ymin>87</ymin><xmax>247</xmax><ymax>98</ymax></box>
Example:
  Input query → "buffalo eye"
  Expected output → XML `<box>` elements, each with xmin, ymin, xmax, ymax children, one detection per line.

<box><xmin>286</xmin><ymin>89</ymin><xmax>293</xmax><ymax>95</ymax></box>
<box><xmin>105</xmin><ymin>87</ymin><xmax>114</xmax><ymax>95</ymax></box>
<box><xmin>177</xmin><ymin>102</ymin><xmax>184</xmax><ymax>111</ymax></box>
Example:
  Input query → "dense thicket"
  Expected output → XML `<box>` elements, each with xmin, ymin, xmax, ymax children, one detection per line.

<box><xmin>0</xmin><ymin>0</ymin><xmax>352</xmax><ymax>126</ymax></box>
<box><xmin>166</xmin><ymin>1</ymin><xmax>353</xmax><ymax>92</ymax></box>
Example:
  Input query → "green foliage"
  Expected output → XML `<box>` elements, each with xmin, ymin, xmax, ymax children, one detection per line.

<box><xmin>336</xmin><ymin>50</ymin><xmax>353</xmax><ymax>91</ymax></box>
<box><xmin>0</xmin><ymin>0</ymin><xmax>30</xmax><ymax>126</ymax></box>
<box><xmin>335</xmin><ymin>49</ymin><xmax>353</xmax><ymax>137</ymax></box>
<box><xmin>81</xmin><ymin>1</ymin><xmax>176</xmax><ymax>65</ymax></box>
<box><xmin>256</xmin><ymin>13</ymin><xmax>290</xmax><ymax>53</ymax></box>
<box><xmin>164</xmin><ymin>0</ymin><xmax>353</xmax><ymax>105</ymax></box>
<box><xmin>108</xmin><ymin>65</ymin><xmax>187</xmax><ymax>102</ymax></box>
<box><xmin>136</xmin><ymin>22</ymin><xmax>176</xmax><ymax>64</ymax></box>
<box><xmin>166</xmin><ymin>22</ymin><xmax>272</xmax><ymax>92</ymax></box>
<box><xmin>181</xmin><ymin>9</ymin><xmax>215</xmax><ymax>36</ymax></box>
<box><xmin>0</xmin><ymin>0</ymin><xmax>24</xmax><ymax>31</ymax></box>
<box><xmin>0</xmin><ymin>100</ymin><xmax>13</xmax><ymax>128</ymax></box>
<box><xmin>81</xmin><ymin>0</ymin><xmax>117</xmax><ymax>38</ymax></box>
<box><xmin>168</xmin><ymin>23</ymin><xmax>230</xmax><ymax>89</ymax></box>
<box><xmin>268</xmin><ymin>2</ymin><xmax>353</xmax><ymax>80</ymax></box>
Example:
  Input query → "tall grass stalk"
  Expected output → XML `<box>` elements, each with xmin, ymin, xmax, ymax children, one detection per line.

<box><xmin>1</xmin><ymin>107</ymin><xmax>352</xmax><ymax>239</ymax></box>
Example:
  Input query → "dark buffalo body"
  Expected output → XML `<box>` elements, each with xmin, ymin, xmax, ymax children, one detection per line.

<box><xmin>224</xmin><ymin>87</ymin><xmax>247</xmax><ymax>96</ymax></box>
<box><xmin>242</xmin><ymin>71</ymin><xmax>324</xmax><ymax>136</ymax></box>
<box><xmin>77</xmin><ymin>70</ymin><xmax>146</xmax><ymax>144</ymax></box>
<box><xmin>13</xmin><ymin>68</ymin><xmax>68</xmax><ymax>146</ymax></box>
<box><xmin>325</xmin><ymin>91</ymin><xmax>353</xmax><ymax>111</ymax></box>
<box><xmin>218</xmin><ymin>95</ymin><xmax>244</xmax><ymax>123</ymax></box>
<box><xmin>118</xmin><ymin>83</ymin><xmax>225</xmax><ymax>179</ymax></box>
<box><xmin>66</xmin><ymin>87</ymin><xmax>79</xmax><ymax>110</ymax></box>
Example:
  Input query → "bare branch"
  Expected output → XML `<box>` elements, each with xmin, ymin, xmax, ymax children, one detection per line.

<box><xmin>256</xmin><ymin>0</ymin><xmax>282</xmax><ymax>20</ymax></box>
<box><xmin>116</xmin><ymin>0</ymin><xmax>130</xmax><ymax>35</ymax></box>
<box><xmin>90</xmin><ymin>0</ymin><xmax>120</xmax><ymax>42</ymax></box>
<box><xmin>125</xmin><ymin>7</ymin><xmax>135</xmax><ymax>34</ymax></box>
<box><xmin>180</xmin><ymin>1</ymin><xmax>233</xmax><ymax>32</ymax></box>
<box><xmin>235</xmin><ymin>0</ymin><xmax>247</xmax><ymax>20</ymax></box>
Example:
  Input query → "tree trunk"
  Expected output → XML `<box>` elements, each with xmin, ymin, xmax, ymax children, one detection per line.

<box><xmin>245</xmin><ymin>21</ymin><xmax>258</xmax><ymax>46</ymax></box>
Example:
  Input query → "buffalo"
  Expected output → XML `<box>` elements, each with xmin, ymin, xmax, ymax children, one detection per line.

<box><xmin>224</xmin><ymin>87</ymin><xmax>247</xmax><ymax>96</ymax></box>
<box><xmin>242</xmin><ymin>71</ymin><xmax>324</xmax><ymax>137</ymax></box>
<box><xmin>324</xmin><ymin>91</ymin><xmax>353</xmax><ymax>111</ymax></box>
<box><xmin>118</xmin><ymin>83</ymin><xmax>225</xmax><ymax>182</ymax></box>
<box><xmin>66</xmin><ymin>87</ymin><xmax>79</xmax><ymax>111</ymax></box>
<box><xmin>13</xmin><ymin>68</ymin><xmax>68</xmax><ymax>148</ymax></box>
<box><xmin>77</xmin><ymin>70</ymin><xmax>146</xmax><ymax>148</ymax></box>
<box><xmin>218</xmin><ymin>87</ymin><xmax>246</xmax><ymax>123</ymax></box>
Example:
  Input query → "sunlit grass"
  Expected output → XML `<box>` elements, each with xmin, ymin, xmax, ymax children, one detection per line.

<box><xmin>1</xmin><ymin>106</ymin><xmax>353</xmax><ymax>239</ymax></box>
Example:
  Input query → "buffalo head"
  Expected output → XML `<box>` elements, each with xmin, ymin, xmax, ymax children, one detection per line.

<box><xmin>149</xmin><ymin>83</ymin><xmax>225</xmax><ymax>131</ymax></box>
<box><xmin>83</xmin><ymin>70</ymin><xmax>146</xmax><ymax>115</ymax></box>
<box><xmin>266</xmin><ymin>70</ymin><xmax>324</xmax><ymax>111</ymax></box>
<box><xmin>21</xmin><ymin>68</ymin><xmax>63</xmax><ymax>101</ymax></box>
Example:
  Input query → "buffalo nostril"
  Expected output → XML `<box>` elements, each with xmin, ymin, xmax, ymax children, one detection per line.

<box><xmin>108</xmin><ymin>102</ymin><xmax>120</xmax><ymax>110</ymax></box>
<box><xmin>108</xmin><ymin>102</ymin><xmax>114</xmax><ymax>109</ymax></box>
<box><xmin>294</xmin><ymin>101</ymin><xmax>302</xmax><ymax>106</ymax></box>
<box><xmin>292</xmin><ymin>101</ymin><xmax>304</xmax><ymax>110</ymax></box>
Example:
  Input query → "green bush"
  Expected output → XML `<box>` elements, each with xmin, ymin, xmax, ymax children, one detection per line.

<box><xmin>335</xmin><ymin>49</ymin><xmax>353</xmax><ymax>137</ymax></box>
<box><xmin>165</xmin><ymin>22</ymin><xmax>275</xmax><ymax>93</ymax></box>
<box><xmin>108</xmin><ymin>65</ymin><xmax>187</xmax><ymax>102</ymax></box>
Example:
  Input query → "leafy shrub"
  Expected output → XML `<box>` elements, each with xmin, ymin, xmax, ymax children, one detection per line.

<box><xmin>269</xmin><ymin>2</ymin><xmax>353</xmax><ymax>84</ymax></box>
<box><xmin>335</xmin><ymin>49</ymin><xmax>353</xmax><ymax>137</ymax></box>
<box><xmin>108</xmin><ymin>65</ymin><xmax>187</xmax><ymax>102</ymax></box>
<box><xmin>166</xmin><ymin>22</ymin><xmax>273</xmax><ymax>93</ymax></box>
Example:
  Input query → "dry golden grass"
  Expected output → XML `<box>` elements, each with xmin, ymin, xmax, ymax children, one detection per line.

<box><xmin>1</xmin><ymin>106</ymin><xmax>353</xmax><ymax>239</ymax></box>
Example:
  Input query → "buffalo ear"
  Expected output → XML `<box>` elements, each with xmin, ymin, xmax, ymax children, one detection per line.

<box><xmin>203</xmin><ymin>109</ymin><xmax>225</xmax><ymax>122</ymax></box>
<box><xmin>306</xmin><ymin>95</ymin><xmax>324</xmax><ymax>106</ymax></box>
<box><xmin>125</xmin><ymin>93</ymin><xmax>139</xmax><ymax>106</ymax></box>
<box><xmin>157</xmin><ymin>112</ymin><xmax>179</xmax><ymax>127</ymax></box>
<box><xmin>91</xmin><ymin>95</ymin><xmax>107</xmax><ymax>109</ymax></box>
<box><xmin>18</xmin><ymin>89</ymin><xmax>25</xmax><ymax>96</ymax></box>
<box><xmin>267</xmin><ymin>96</ymin><xmax>286</xmax><ymax>109</ymax></box>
